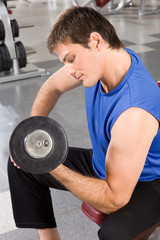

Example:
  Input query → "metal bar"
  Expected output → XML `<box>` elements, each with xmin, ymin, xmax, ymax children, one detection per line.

<box><xmin>19</xmin><ymin>24</ymin><xmax>34</xmax><ymax>29</ymax></box>
<box><xmin>72</xmin><ymin>0</ymin><xmax>80</xmax><ymax>6</ymax></box>
<box><xmin>138</xmin><ymin>0</ymin><xmax>145</xmax><ymax>16</ymax></box>
<box><xmin>100</xmin><ymin>0</ymin><xmax>127</xmax><ymax>15</ymax></box>
<box><xmin>107</xmin><ymin>0</ymin><xmax>114</xmax><ymax>9</ymax></box>
<box><xmin>0</xmin><ymin>68</ymin><xmax>50</xmax><ymax>84</ymax></box>
<box><xmin>138</xmin><ymin>0</ymin><xmax>160</xmax><ymax>16</ymax></box>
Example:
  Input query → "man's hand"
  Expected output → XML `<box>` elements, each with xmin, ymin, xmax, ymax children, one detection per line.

<box><xmin>10</xmin><ymin>155</ymin><xmax>20</xmax><ymax>169</ymax></box>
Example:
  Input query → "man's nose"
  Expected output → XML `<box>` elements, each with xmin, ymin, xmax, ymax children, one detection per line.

<box><xmin>66</xmin><ymin>64</ymin><xmax>76</xmax><ymax>78</ymax></box>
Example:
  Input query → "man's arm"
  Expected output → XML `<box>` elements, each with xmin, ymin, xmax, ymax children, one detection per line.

<box><xmin>11</xmin><ymin>66</ymin><xmax>81</xmax><ymax>167</ymax></box>
<box><xmin>50</xmin><ymin>107</ymin><xmax>159</xmax><ymax>214</ymax></box>
<box><xmin>31</xmin><ymin>65</ymin><xmax>82</xmax><ymax>116</ymax></box>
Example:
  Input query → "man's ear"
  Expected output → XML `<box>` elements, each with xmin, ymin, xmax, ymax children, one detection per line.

<box><xmin>88</xmin><ymin>32</ymin><xmax>103</xmax><ymax>51</ymax></box>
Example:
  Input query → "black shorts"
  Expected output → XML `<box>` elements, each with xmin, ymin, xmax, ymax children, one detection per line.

<box><xmin>8</xmin><ymin>147</ymin><xmax>160</xmax><ymax>240</ymax></box>
<box><xmin>8</xmin><ymin>147</ymin><xmax>98</xmax><ymax>229</ymax></box>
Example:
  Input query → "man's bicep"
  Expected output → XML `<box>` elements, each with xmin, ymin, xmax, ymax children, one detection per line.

<box><xmin>105</xmin><ymin>107</ymin><xmax>159</xmax><ymax>201</ymax></box>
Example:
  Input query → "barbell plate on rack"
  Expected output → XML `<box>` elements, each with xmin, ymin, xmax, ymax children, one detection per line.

<box><xmin>15</xmin><ymin>41</ymin><xmax>27</xmax><ymax>68</ymax></box>
<box><xmin>9</xmin><ymin>116</ymin><xmax>68</xmax><ymax>174</ymax></box>
<box><xmin>0</xmin><ymin>50</ymin><xmax>3</xmax><ymax>72</ymax></box>
<box><xmin>0</xmin><ymin>43</ymin><xmax>13</xmax><ymax>71</ymax></box>
<box><xmin>10</xmin><ymin>19</ymin><xmax>19</xmax><ymax>38</ymax></box>
<box><xmin>0</xmin><ymin>19</ymin><xmax>5</xmax><ymax>41</ymax></box>
<box><xmin>2</xmin><ymin>0</ymin><xmax>7</xmax><ymax>7</ymax></box>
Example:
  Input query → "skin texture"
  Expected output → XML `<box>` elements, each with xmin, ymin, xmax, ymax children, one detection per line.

<box><xmin>21</xmin><ymin>33</ymin><xmax>159</xmax><ymax>239</ymax></box>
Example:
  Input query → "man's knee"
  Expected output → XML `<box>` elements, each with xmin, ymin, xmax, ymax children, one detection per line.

<box><xmin>98</xmin><ymin>215</ymin><xmax>133</xmax><ymax>240</ymax></box>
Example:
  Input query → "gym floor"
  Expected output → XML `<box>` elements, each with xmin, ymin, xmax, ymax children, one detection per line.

<box><xmin>0</xmin><ymin>0</ymin><xmax>160</xmax><ymax>239</ymax></box>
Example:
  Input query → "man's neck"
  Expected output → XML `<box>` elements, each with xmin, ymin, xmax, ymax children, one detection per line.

<box><xmin>100</xmin><ymin>48</ymin><xmax>131</xmax><ymax>93</ymax></box>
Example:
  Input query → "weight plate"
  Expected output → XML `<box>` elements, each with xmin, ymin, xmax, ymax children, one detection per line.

<box><xmin>15</xmin><ymin>41</ymin><xmax>27</xmax><ymax>68</ymax></box>
<box><xmin>0</xmin><ymin>43</ymin><xmax>13</xmax><ymax>71</ymax></box>
<box><xmin>0</xmin><ymin>19</ymin><xmax>5</xmax><ymax>41</ymax></box>
<box><xmin>0</xmin><ymin>50</ymin><xmax>3</xmax><ymax>72</ymax></box>
<box><xmin>10</xmin><ymin>19</ymin><xmax>19</xmax><ymax>38</ymax></box>
<box><xmin>2</xmin><ymin>0</ymin><xmax>7</xmax><ymax>7</ymax></box>
<box><xmin>9</xmin><ymin>116</ymin><xmax>68</xmax><ymax>174</ymax></box>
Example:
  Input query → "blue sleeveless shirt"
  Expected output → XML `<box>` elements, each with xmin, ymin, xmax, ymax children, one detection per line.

<box><xmin>85</xmin><ymin>48</ymin><xmax>160</xmax><ymax>182</ymax></box>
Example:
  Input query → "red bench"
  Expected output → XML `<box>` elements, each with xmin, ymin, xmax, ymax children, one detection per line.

<box><xmin>81</xmin><ymin>201</ymin><xmax>160</xmax><ymax>239</ymax></box>
<box><xmin>96</xmin><ymin>0</ymin><xmax>110</xmax><ymax>7</ymax></box>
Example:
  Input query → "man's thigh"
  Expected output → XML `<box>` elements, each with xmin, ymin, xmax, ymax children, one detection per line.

<box><xmin>8</xmin><ymin>147</ymin><xmax>97</xmax><ymax>228</ymax></box>
<box><xmin>98</xmin><ymin>179</ymin><xmax>160</xmax><ymax>240</ymax></box>
<box><xmin>34</xmin><ymin>147</ymin><xmax>98</xmax><ymax>189</ymax></box>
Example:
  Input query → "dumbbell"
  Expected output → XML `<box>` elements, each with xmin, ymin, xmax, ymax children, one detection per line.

<box><xmin>9</xmin><ymin>116</ymin><xmax>68</xmax><ymax>174</ymax></box>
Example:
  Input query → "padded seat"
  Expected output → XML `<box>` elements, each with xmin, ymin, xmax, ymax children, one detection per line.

<box><xmin>81</xmin><ymin>201</ymin><xmax>160</xmax><ymax>239</ymax></box>
<box><xmin>81</xmin><ymin>201</ymin><xmax>107</xmax><ymax>225</ymax></box>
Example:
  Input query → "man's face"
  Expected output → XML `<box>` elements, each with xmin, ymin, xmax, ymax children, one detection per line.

<box><xmin>55</xmin><ymin>41</ymin><xmax>103</xmax><ymax>88</ymax></box>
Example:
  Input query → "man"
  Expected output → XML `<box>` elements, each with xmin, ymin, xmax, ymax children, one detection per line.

<box><xmin>8</xmin><ymin>6</ymin><xmax>160</xmax><ymax>240</ymax></box>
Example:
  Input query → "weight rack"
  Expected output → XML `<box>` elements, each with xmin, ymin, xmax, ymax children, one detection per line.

<box><xmin>138</xmin><ymin>0</ymin><xmax>160</xmax><ymax>17</ymax></box>
<box><xmin>73</xmin><ymin>0</ymin><xmax>160</xmax><ymax>16</ymax></box>
<box><xmin>0</xmin><ymin>0</ymin><xmax>49</xmax><ymax>84</ymax></box>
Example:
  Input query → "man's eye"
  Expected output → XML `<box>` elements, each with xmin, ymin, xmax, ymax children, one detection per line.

<box><xmin>68</xmin><ymin>57</ymin><xmax>75</xmax><ymax>63</ymax></box>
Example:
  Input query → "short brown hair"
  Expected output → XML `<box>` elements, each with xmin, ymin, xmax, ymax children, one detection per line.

<box><xmin>47</xmin><ymin>6</ymin><xmax>123</xmax><ymax>53</ymax></box>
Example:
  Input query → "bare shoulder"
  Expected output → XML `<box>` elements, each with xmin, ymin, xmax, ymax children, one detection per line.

<box><xmin>105</xmin><ymin>107</ymin><xmax>159</xmax><ymax>204</ymax></box>
<box><xmin>110</xmin><ymin>107</ymin><xmax>159</xmax><ymax>158</ymax></box>
<box><xmin>112</xmin><ymin>107</ymin><xmax>159</xmax><ymax>138</ymax></box>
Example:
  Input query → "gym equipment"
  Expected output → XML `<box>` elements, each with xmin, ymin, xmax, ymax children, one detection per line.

<box><xmin>10</xmin><ymin>19</ymin><xmax>19</xmax><ymax>38</ymax></box>
<box><xmin>9</xmin><ymin>116</ymin><xmax>68</xmax><ymax>174</ymax></box>
<box><xmin>96</xmin><ymin>0</ymin><xmax>110</xmax><ymax>7</ymax></box>
<box><xmin>157</xmin><ymin>81</ymin><xmax>160</xmax><ymax>88</ymax></box>
<box><xmin>81</xmin><ymin>202</ymin><xmax>107</xmax><ymax>225</ymax></box>
<box><xmin>73</xmin><ymin>0</ymin><xmax>160</xmax><ymax>16</ymax></box>
<box><xmin>73</xmin><ymin>0</ymin><xmax>134</xmax><ymax>15</ymax></box>
<box><xmin>82</xmin><ymin>201</ymin><xmax>160</xmax><ymax>239</ymax></box>
<box><xmin>138</xmin><ymin>0</ymin><xmax>160</xmax><ymax>17</ymax></box>
<box><xmin>0</xmin><ymin>50</ymin><xmax>3</xmax><ymax>72</ymax></box>
<box><xmin>0</xmin><ymin>43</ymin><xmax>13</xmax><ymax>71</ymax></box>
<box><xmin>0</xmin><ymin>0</ymin><xmax>49</xmax><ymax>83</ymax></box>
<box><xmin>0</xmin><ymin>1</ymin><xmax>16</xmax><ymax>67</ymax></box>
<box><xmin>15</xmin><ymin>41</ymin><xmax>27</xmax><ymax>68</ymax></box>
<box><xmin>2</xmin><ymin>0</ymin><xmax>6</xmax><ymax>7</ymax></box>
<box><xmin>0</xmin><ymin>19</ymin><xmax>5</xmax><ymax>41</ymax></box>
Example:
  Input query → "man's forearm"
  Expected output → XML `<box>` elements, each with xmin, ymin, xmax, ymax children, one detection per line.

<box><xmin>30</xmin><ymin>80</ymin><xmax>61</xmax><ymax>116</ymax></box>
<box><xmin>50</xmin><ymin>164</ymin><xmax>124</xmax><ymax>214</ymax></box>
<box><xmin>30</xmin><ymin>66</ymin><xmax>81</xmax><ymax>116</ymax></box>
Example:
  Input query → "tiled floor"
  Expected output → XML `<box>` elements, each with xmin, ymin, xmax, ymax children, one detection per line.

<box><xmin>0</xmin><ymin>0</ymin><xmax>160</xmax><ymax>239</ymax></box>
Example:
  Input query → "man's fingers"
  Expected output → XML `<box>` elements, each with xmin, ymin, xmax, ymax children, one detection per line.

<box><xmin>10</xmin><ymin>155</ymin><xmax>20</xmax><ymax>168</ymax></box>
